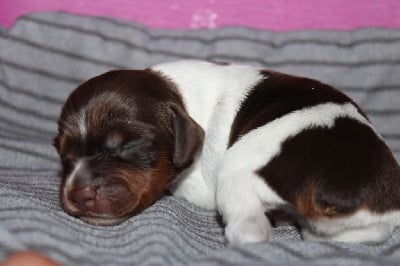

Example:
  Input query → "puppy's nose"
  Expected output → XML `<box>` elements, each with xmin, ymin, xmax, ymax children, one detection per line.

<box><xmin>69</xmin><ymin>186</ymin><xmax>96</xmax><ymax>211</ymax></box>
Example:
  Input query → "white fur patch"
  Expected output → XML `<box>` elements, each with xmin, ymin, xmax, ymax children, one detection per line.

<box><xmin>154</xmin><ymin>60</ymin><xmax>263</xmax><ymax>209</ymax></box>
<box><xmin>78</xmin><ymin>109</ymin><xmax>87</xmax><ymax>138</ymax></box>
<box><xmin>303</xmin><ymin>209</ymin><xmax>400</xmax><ymax>244</ymax></box>
<box><xmin>65</xmin><ymin>159</ymin><xmax>86</xmax><ymax>189</ymax></box>
<box><xmin>62</xmin><ymin>159</ymin><xmax>87</xmax><ymax>213</ymax></box>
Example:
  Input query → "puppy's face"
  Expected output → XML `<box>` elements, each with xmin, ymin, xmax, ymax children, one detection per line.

<box><xmin>54</xmin><ymin>70</ymin><xmax>204</xmax><ymax>225</ymax></box>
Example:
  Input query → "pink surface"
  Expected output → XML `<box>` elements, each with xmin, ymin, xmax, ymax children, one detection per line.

<box><xmin>1</xmin><ymin>0</ymin><xmax>400</xmax><ymax>31</ymax></box>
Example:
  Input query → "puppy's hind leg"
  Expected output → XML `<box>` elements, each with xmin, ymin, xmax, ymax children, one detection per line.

<box><xmin>217</xmin><ymin>169</ymin><xmax>283</xmax><ymax>244</ymax></box>
<box><xmin>223</xmin><ymin>198</ymin><xmax>272</xmax><ymax>244</ymax></box>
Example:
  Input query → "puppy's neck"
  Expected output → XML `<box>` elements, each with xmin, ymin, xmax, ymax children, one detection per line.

<box><xmin>152</xmin><ymin>60</ymin><xmax>263</xmax><ymax>131</ymax></box>
<box><xmin>152</xmin><ymin>60</ymin><xmax>264</xmax><ymax>209</ymax></box>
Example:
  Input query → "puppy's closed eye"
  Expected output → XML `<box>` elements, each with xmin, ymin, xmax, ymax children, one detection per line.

<box><xmin>100</xmin><ymin>134</ymin><xmax>157</xmax><ymax>168</ymax></box>
<box><xmin>119</xmin><ymin>138</ymin><xmax>157</xmax><ymax>166</ymax></box>
<box><xmin>119</xmin><ymin>138</ymin><xmax>152</xmax><ymax>157</ymax></box>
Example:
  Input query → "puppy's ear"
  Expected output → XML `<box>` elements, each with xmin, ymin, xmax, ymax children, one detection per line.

<box><xmin>169</xmin><ymin>104</ymin><xmax>204</xmax><ymax>170</ymax></box>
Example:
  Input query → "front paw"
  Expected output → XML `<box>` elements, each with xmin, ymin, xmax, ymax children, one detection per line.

<box><xmin>301</xmin><ymin>228</ymin><xmax>322</xmax><ymax>241</ymax></box>
<box><xmin>225</xmin><ymin>216</ymin><xmax>273</xmax><ymax>244</ymax></box>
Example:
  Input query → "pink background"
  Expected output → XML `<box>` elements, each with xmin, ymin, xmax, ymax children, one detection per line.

<box><xmin>1</xmin><ymin>0</ymin><xmax>400</xmax><ymax>31</ymax></box>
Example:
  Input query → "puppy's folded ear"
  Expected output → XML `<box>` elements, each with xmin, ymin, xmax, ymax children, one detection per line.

<box><xmin>169</xmin><ymin>104</ymin><xmax>204</xmax><ymax>170</ymax></box>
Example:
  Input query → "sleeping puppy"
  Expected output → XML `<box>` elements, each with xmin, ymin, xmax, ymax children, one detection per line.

<box><xmin>54</xmin><ymin>60</ymin><xmax>400</xmax><ymax>244</ymax></box>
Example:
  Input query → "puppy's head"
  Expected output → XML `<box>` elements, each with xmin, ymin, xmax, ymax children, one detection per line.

<box><xmin>54</xmin><ymin>70</ymin><xmax>204</xmax><ymax>225</ymax></box>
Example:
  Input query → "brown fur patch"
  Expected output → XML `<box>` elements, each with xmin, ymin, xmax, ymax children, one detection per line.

<box><xmin>294</xmin><ymin>182</ymin><xmax>320</xmax><ymax>219</ymax></box>
<box><xmin>126</xmin><ymin>153</ymin><xmax>174</xmax><ymax>215</ymax></box>
<box><xmin>257</xmin><ymin>117</ymin><xmax>400</xmax><ymax>219</ymax></box>
<box><xmin>229</xmin><ymin>70</ymin><xmax>365</xmax><ymax>147</ymax></box>
<box><xmin>294</xmin><ymin>182</ymin><xmax>341</xmax><ymax>220</ymax></box>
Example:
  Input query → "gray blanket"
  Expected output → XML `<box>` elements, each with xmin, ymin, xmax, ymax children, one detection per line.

<box><xmin>0</xmin><ymin>12</ymin><xmax>399</xmax><ymax>266</ymax></box>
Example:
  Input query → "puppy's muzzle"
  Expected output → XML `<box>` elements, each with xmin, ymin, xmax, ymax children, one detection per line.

<box><xmin>63</xmin><ymin>165</ymin><xmax>135</xmax><ymax>225</ymax></box>
<box><xmin>68</xmin><ymin>180</ymin><xmax>130</xmax><ymax>211</ymax></box>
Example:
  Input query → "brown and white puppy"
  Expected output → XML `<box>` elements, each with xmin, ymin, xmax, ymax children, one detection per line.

<box><xmin>54</xmin><ymin>60</ymin><xmax>400</xmax><ymax>244</ymax></box>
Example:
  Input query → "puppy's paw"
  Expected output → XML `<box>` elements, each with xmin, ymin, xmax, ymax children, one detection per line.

<box><xmin>225</xmin><ymin>215</ymin><xmax>272</xmax><ymax>244</ymax></box>
<box><xmin>301</xmin><ymin>228</ymin><xmax>322</xmax><ymax>241</ymax></box>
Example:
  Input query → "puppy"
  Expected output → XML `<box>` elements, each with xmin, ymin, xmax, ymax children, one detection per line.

<box><xmin>54</xmin><ymin>60</ymin><xmax>400</xmax><ymax>244</ymax></box>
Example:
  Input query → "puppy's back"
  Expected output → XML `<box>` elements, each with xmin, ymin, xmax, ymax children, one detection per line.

<box><xmin>229</xmin><ymin>70</ymin><xmax>400</xmax><ymax>218</ymax></box>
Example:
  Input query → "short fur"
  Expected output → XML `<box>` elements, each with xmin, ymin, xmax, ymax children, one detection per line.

<box><xmin>55</xmin><ymin>60</ymin><xmax>400</xmax><ymax>244</ymax></box>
